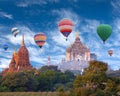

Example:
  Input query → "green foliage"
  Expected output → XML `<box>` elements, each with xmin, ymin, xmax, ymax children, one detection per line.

<box><xmin>86</xmin><ymin>60</ymin><xmax>108</xmax><ymax>74</ymax></box>
<box><xmin>14</xmin><ymin>87</ymin><xmax>25</xmax><ymax>92</ymax></box>
<box><xmin>2</xmin><ymin>60</ymin><xmax>120</xmax><ymax>95</ymax></box>
<box><xmin>0</xmin><ymin>66</ymin><xmax>75</xmax><ymax>92</ymax></box>
<box><xmin>73</xmin><ymin>60</ymin><xmax>120</xmax><ymax>95</ymax></box>
<box><xmin>73</xmin><ymin>87</ymin><xmax>90</xmax><ymax>96</ymax></box>
<box><xmin>36</xmin><ymin>69</ymin><xmax>75</xmax><ymax>91</ymax></box>
<box><xmin>37</xmin><ymin>70</ymin><xmax>57</xmax><ymax>91</ymax></box>
<box><xmin>0</xmin><ymin>92</ymin><xmax>59</xmax><ymax>96</ymax></box>
<box><xmin>1</xmin><ymin>71</ymin><xmax>38</xmax><ymax>91</ymax></box>
<box><xmin>74</xmin><ymin>75</ymin><xmax>84</xmax><ymax>88</ymax></box>
<box><xmin>38</xmin><ymin>65</ymin><xmax>60</xmax><ymax>72</ymax></box>
<box><xmin>57</xmin><ymin>86</ymin><xmax>65</xmax><ymax>92</ymax></box>
<box><xmin>64</xmin><ymin>70</ymin><xmax>75</xmax><ymax>81</ymax></box>
<box><xmin>0</xmin><ymin>86</ymin><xmax>10</xmax><ymax>92</ymax></box>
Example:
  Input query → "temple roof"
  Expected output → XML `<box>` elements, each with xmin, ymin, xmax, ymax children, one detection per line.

<box><xmin>66</xmin><ymin>31</ymin><xmax>89</xmax><ymax>52</ymax></box>
<box><xmin>18</xmin><ymin>35</ymin><xmax>29</xmax><ymax>56</ymax></box>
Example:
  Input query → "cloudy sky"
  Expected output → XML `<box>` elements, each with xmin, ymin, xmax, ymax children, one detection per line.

<box><xmin>0</xmin><ymin>0</ymin><xmax>120</xmax><ymax>71</ymax></box>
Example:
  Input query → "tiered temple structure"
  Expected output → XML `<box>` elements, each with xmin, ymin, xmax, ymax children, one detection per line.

<box><xmin>58</xmin><ymin>31</ymin><xmax>96</xmax><ymax>72</ymax></box>
<box><xmin>66</xmin><ymin>31</ymin><xmax>90</xmax><ymax>61</ymax></box>
<box><xmin>2</xmin><ymin>35</ymin><xmax>35</xmax><ymax>75</ymax></box>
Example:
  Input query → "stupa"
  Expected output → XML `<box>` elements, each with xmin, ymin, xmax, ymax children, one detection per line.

<box><xmin>2</xmin><ymin>35</ymin><xmax>35</xmax><ymax>75</ymax></box>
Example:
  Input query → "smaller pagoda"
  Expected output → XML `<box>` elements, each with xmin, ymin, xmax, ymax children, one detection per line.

<box><xmin>2</xmin><ymin>35</ymin><xmax>35</xmax><ymax>75</ymax></box>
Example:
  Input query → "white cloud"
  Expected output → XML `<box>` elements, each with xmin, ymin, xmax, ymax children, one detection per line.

<box><xmin>111</xmin><ymin>0</ymin><xmax>120</xmax><ymax>16</ymax></box>
<box><xmin>27</xmin><ymin>46</ymin><xmax>45</xmax><ymax>57</ymax></box>
<box><xmin>0</xmin><ymin>12</ymin><xmax>13</xmax><ymax>19</ymax></box>
<box><xmin>30</xmin><ymin>55</ymin><xmax>47</xmax><ymax>65</ymax></box>
<box><xmin>27</xmin><ymin>46</ymin><xmax>48</xmax><ymax>67</ymax></box>
<box><xmin>52</xmin><ymin>46</ymin><xmax>65</xmax><ymax>53</ymax></box>
<box><xmin>80</xmin><ymin>19</ymin><xmax>100</xmax><ymax>33</ymax></box>
<box><xmin>4</xmin><ymin>26</ymin><xmax>36</xmax><ymax>46</ymax></box>
<box><xmin>16</xmin><ymin>0</ymin><xmax>59</xmax><ymax>7</ymax></box>
<box><xmin>50</xmin><ymin>54</ymin><xmax>66</xmax><ymax>64</ymax></box>
<box><xmin>106</xmin><ymin>18</ymin><xmax>120</xmax><ymax>47</ymax></box>
<box><xmin>0</xmin><ymin>58</ymin><xmax>10</xmax><ymax>69</ymax></box>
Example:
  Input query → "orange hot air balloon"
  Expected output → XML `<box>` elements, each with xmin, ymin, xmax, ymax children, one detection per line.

<box><xmin>108</xmin><ymin>50</ymin><xmax>113</xmax><ymax>56</ymax></box>
<box><xmin>58</xmin><ymin>18</ymin><xmax>74</xmax><ymax>41</ymax></box>
<box><xmin>34</xmin><ymin>32</ymin><xmax>46</xmax><ymax>48</ymax></box>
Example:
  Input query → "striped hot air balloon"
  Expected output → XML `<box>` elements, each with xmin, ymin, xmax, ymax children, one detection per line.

<box><xmin>58</xmin><ymin>18</ymin><xmax>74</xmax><ymax>41</ymax></box>
<box><xmin>11</xmin><ymin>27</ymin><xmax>20</xmax><ymax>37</ymax></box>
<box><xmin>34</xmin><ymin>32</ymin><xmax>46</xmax><ymax>48</ymax></box>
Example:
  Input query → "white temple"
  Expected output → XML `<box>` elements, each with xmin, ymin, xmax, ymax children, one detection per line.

<box><xmin>66</xmin><ymin>31</ymin><xmax>90</xmax><ymax>61</ymax></box>
<box><xmin>58</xmin><ymin>31</ymin><xmax>96</xmax><ymax>72</ymax></box>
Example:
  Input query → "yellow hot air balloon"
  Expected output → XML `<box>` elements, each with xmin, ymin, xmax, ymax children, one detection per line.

<box><xmin>34</xmin><ymin>32</ymin><xmax>46</xmax><ymax>48</ymax></box>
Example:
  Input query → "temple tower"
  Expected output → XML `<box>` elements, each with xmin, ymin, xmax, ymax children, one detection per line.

<box><xmin>66</xmin><ymin>31</ymin><xmax>90</xmax><ymax>61</ymax></box>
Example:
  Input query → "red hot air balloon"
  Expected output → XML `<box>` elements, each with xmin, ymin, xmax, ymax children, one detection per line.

<box><xmin>58</xmin><ymin>18</ymin><xmax>74</xmax><ymax>41</ymax></box>
<box><xmin>34</xmin><ymin>32</ymin><xmax>46</xmax><ymax>48</ymax></box>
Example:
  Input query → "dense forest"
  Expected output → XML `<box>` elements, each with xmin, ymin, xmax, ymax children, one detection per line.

<box><xmin>0</xmin><ymin>61</ymin><xmax>120</xmax><ymax>96</ymax></box>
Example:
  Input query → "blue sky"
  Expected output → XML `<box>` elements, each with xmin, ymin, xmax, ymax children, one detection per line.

<box><xmin>0</xmin><ymin>0</ymin><xmax>120</xmax><ymax>70</ymax></box>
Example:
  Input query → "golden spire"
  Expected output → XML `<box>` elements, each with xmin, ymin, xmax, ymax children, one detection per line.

<box><xmin>76</xmin><ymin>30</ymin><xmax>79</xmax><ymax>38</ymax></box>
<box><xmin>21</xmin><ymin>34</ymin><xmax>25</xmax><ymax>46</ymax></box>
<box><xmin>13</xmin><ymin>47</ymin><xmax>17</xmax><ymax>55</ymax></box>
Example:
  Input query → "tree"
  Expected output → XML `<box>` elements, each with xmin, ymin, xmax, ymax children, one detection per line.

<box><xmin>73</xmin><ymin>60</ymin><xmax>120</xmax><ymax>95</ymax></box>
<box><xmin>38</xmin><ymin>65</ymin><xmax>60</xmax><ymax>72</ymax></box>
<box><xmin>1</xmin><ymin>71</ymin><xmax>38</xmax><ymax>91</ymax></box>
<box><xmin>74</xmin><ymin>61</ymin><xmax>108</xmax><ymax>89</ymax></box>
<box><xmin>64</xmin><ymin>70</ymin><xmax>75</xmax><ymax>82</ymax></box>
<box><xmin>37</xmin><ymin>70</ymin><xmax>57</xmax><ymax>91</ymax></box>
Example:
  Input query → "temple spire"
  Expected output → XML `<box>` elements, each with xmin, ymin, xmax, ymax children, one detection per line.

<box><xmin>76</xmin><ymin>30</ymin><xmax>80</xmax><ymax>38</ymax></box>
<box><xmin>13</xmin><ymin>47</ymin><xmax>17</xmax><ymax>55</ymax></box>
<box><xmin>21</xmin><ymin>34</ymin><xmax>25</xmax><ymax>46</ymax></box>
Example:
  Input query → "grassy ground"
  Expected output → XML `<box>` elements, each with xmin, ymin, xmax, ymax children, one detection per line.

<box><xmin>0</xmin><ymin>92</ymin><xmax>59</xmax><ymax>96</ymax></box>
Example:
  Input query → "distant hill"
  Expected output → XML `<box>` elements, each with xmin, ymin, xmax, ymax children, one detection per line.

<box><xmin>106</xmin><ymin>69</ymin><xmax>120</xmax><ymax>77</ymax></box>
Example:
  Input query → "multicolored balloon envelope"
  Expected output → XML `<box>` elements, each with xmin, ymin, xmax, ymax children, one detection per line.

<box><xmin>58</xmin><ymin>18</ymin><xmax>74</xmax><ymax>41</ymax></box>
<box><xmin>34</xmin><ymin>32</ymin><xmax>46</xmax><ymax>48</ymax></box>
<box><xmin>3</xmin><ymin>44</ymin><xmax>8</xmax><ymax>51</ymax></box>
<box><xmin>11</xmin><ymin>27</ymin><xmax>20</xmax><ymax>37</ymax></box>
<box><xmin>97</xmin><ymin>24</ymin><xmax>112</xmax><ymax>43</ymax></box>
<box><xmin>108</xmin><ymin>50</ymin><xmax>113</xmax><ymax>56</ymax></box>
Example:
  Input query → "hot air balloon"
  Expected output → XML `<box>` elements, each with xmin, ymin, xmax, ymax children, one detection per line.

<box><xmin>11</xmin><ymin>27</ymin><xmax>20</xmax><ymax>37</ymax></box>
<box><xmin>97</xmin><ymin>24</ymin><xmax>112</xmax><ymax>43</ymax></box>
<box><xmin>3</xmin><ymin>44</ymin><xmax>8</xmax><ymax>51</ymax></box>
<box><xmin>108</xmin><ymin>50</ymin><xmax>113</xmax><ymax>56</ymax></box>
<box><xmin>34</xmin><ymin>32</ymin><xmax>46</xmax><ymax>48</ymax></box>
<box><xmin>58</xmin><ymin>18</ymin><xmax>74</xmax><ymax>41</ymax></box>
